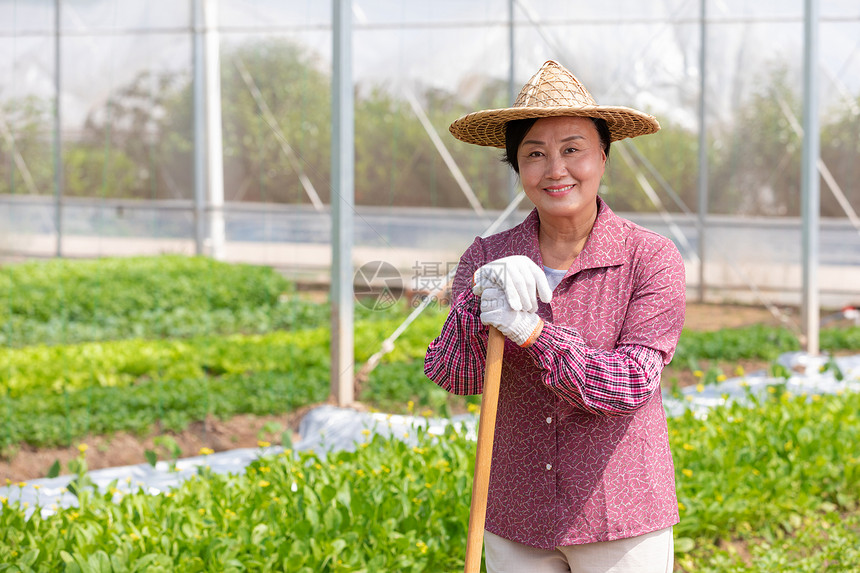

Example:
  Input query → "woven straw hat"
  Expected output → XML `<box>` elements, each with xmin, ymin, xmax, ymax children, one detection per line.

<box><xmin>449</xmin><ymin>60</ymin><xmax>660</xmax><ymax>148</ymax></box>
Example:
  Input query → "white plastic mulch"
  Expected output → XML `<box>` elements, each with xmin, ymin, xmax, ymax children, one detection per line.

<box><xmin>3</xmin><ymin>352</ymin><xmax>859</xmax><ymax>518</ymax></box>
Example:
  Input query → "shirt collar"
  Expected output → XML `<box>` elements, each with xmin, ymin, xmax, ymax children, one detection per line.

<box><xmin>575</xmin><ymin>197</ymin><xmax>628</xmax><ymax>271</ymax></box>
<box><xmin>511</xmin><ymin>197</ymin><xmax>628</xmax><ymax>275</ymax></box>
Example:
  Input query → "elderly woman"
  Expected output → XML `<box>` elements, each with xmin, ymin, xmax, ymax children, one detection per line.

<box><xmin>424</xmin><ymin>61</ymin><xmax>686</xmax><ymax>572</ymax></box>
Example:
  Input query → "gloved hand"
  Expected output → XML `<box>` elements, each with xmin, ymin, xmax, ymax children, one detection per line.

<box><xmin>472</xmin><ymin>255</ymin><xmax>553</xmax><ymax>313</ymax></box>
<box><xmin>480</xmin><ymin>287</ymin><xmax>543</xmax><ymax>347</ymax></box>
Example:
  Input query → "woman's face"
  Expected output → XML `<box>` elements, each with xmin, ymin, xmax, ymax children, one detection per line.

<box><xmin>516</xmin><ymin>116</ymin><xmax>607</xmax><ymax>223</ymax></box>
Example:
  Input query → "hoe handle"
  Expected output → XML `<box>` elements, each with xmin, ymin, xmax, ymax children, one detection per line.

<box><xmin>464</xmin><ymin>326</ymin><xmax>505</xmax><ymax>573</ymax></box>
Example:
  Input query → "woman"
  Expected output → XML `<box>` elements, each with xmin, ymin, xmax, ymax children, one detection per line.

<box><xmin>424</xmin><ymin>61</ymin><xmax>686</xmax><ymax>572</ymax></box>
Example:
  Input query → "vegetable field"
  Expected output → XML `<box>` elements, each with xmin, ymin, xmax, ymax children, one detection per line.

<box><xmin>1</xmin><ymin>256</ymin><xmax>859</xmax><ymax>571</ymax></box>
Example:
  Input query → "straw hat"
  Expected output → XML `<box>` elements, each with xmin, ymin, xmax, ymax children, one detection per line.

<box><xmin>449</xmin><ymin>60</ymin><xmax>660</xmax><ymax>148</ymax></box>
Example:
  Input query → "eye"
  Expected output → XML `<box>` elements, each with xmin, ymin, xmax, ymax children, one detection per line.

<box><xmin>526</xmin><ymin>150</ymin><xmax>544</xmax><ymax>158</ymax></box>
<box><xmin>564</xmin><ymin>146</ymin><xmax>578</xmax><ymax>154</ymax></box>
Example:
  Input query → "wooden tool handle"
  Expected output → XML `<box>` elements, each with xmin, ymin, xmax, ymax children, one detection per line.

<box><xmin>464</xmin><ymin>326</ymin><xmax>505</xmax><ymax>573</ymax></box>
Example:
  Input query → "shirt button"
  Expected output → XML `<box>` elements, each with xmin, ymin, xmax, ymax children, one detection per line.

<box><xmin>546</xmin><ymin>416</ymin><xmax>552</xmax><ymax>424</ymax></box>
<box><xmin>546</xmin><ymin>463</ymin><xmax>552</xmax><ymax>471</ymax></box>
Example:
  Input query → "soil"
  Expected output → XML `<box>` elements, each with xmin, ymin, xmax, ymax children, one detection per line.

<box><xmin>0</xmin><ymin>302</ymin><xmax>799</xmax><ymax>483</ymax></box>
<box><xmin>1</xmin><ymin>413</ymin><xmax>309</xmax><ymax>484</ymax></box>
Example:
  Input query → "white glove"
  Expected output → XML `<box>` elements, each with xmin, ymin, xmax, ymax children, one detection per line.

<box><xmin>472</xmin><ymin>255</ymin><xmax>553</xmax><ymax>313</ymax></box>
<box><xmin>480</xmin><ymin>288</ymin><xmax>543</xmax><ymax>347</ymax></box>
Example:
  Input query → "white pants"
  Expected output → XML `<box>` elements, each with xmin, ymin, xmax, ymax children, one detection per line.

<box><xmin>484</xmin><ymin>527</ymin><xmax>674</xmax><ymax>573</ymax></box>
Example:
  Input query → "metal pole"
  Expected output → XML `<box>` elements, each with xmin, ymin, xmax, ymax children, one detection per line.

<box><xmin>192</xmin><ymin>0</ymin><xmax>205</xmax><ymax>255</ymax></box>
<box><xmin>507</xmin><ymin>0</ymin><xmax>517</xmax><ymax>206</ymax></box>
<box><xmin>53</xmin><ymin>0</ymin><xmax>63</xmax><ymax>257</ymax></box>
<box><xmin>696</xmin><ymin>0</ymin><xmax>708</xmax><ymax>302</ymax></box>
<box><xmin>204</xmin><ymin>0</ymin><xmax>225</xmax><ymax>260</ymax></box>
<box><xmin>330</xmin><ymin>0</ymin><xmax>355</xmax><ymax>406</ymax></box>
<box><xmin>801</xmin><ymin>0</ymin><xmax>820</xmax><ymax>355</ymax></box>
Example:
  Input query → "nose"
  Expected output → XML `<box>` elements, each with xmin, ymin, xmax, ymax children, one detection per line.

<box><xmin>545</xmin><ymin>153</ymin><xmax>568</xmax><ymax>179</ymax></box>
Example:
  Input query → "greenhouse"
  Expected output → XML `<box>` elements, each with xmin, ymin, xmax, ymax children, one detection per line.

<box><xmin>1</xmin><ymin>1</ymin><xmax>859</xmax><ymax>570</ymax></box>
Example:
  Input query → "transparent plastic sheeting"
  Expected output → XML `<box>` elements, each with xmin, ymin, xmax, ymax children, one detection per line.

<box><xmin>3</xmin><ymin>352</ymin><xmax>860</xmax><ymax>518</ymax></box>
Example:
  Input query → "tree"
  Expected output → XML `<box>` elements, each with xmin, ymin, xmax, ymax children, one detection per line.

<box><xmin>353</xmin><ymin>77</ymin><xmax>512</xmax><ymax>210</ymax></box>
<box><xmin>76</xmin><ymin>70</ymin><xmax>192</xmax><ymax>200</ymax></box>
<box><xmin>61</xmin><ymin>145</ymin><xmax>140</xmax><ymax>198</ymax></box>
<box><xmin>218</xmin><ymin>39</ymin><xmax>332</xmax><ymax>204</ymax></box>
<box><xmin>0</xmin><ymin>96</ymin><xmax>54</xmax><ymax>196</ymax></box>
<box><xmin>601</xmin><ymin>122</ymin><xmax>700</xmax><ymax>214</ymax></box>
<box><xmin>708</xmin><ymin>65</ymin><xmax>802</xmax><ymax>216</ymax></box>
<box><xmin>820</xmin><ymin>96</ymin><xmax>860</xmax><ymax>218</ymax></box>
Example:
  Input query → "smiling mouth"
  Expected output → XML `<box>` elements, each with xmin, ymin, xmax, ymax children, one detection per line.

<box><xmin>544</xmin><ymin>184</ymin><xmax>575</xmax><ymax>194</ymax></box>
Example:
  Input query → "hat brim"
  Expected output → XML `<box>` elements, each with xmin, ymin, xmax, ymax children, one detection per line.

<box><xmin>449</xmin><ymin>105</ymin><xmax>660</xmax><ymax>148</ymax></box>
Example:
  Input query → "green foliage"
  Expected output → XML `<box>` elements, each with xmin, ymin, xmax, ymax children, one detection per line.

<box><xmin>672</xmin><ymin>389</ymin><xmax>860</xmax><ymax>540</ymax></box>
<box><xmin>1</xmin><ymin>329</ymin><xmax>320</xmax><ymax>397</ymax></box>
<box><xmin>62</xmin><ymin>144</ymin><xmax>140</xmax><ymax>198</ymax></box>
<box><xmin>0</xmin><ymin>96</ymin><xmax>54</xmax><ymax>196</ymax></box>
<box><xmin>1</xmin><ymin>392</ymin><xmax>858</xmax><ymax>571</ymax></box>
<box><xmin>604</xmin><ymin>122</ymin><xmax>700</xmax><ymax>214</ymax></box>
<box><xmin>679</xmin><ymin>512</ymin><xmax>860</xmax><ymax>572</ymax></box>
<box><xmin>219</xmin><ymin>39</ymin><xmax>333</xmax><ymax>204</ymax></box>
<box><xmin>0</xmin><ymin>309</ymin><xmax>446</xmax><ymax>450</ymax></box>
<box><xmin>361</xmin><ymin>360</ymin><xmax>480</xmax><ymax>418</ymax></box>
<box><xmin>0</xmin><ymin>255</ymin><xmax>326</xmax><ymax>346</ymax></box>
<box><xmin>0</xmin><ymin>311</ymin><xmax>442</xmax><ymax>397</ymax></box>
<box><xmin>353</xmin><ymin>81</ymin><xmax>513</xmax><ymax>209</ymax></box>
<box><xmin>2</xmin><ymin>256</ymin><xmax>860</xmax><ymax>571</ymax></box>
<box><xmin>821</xmin><ymin>94</ymin><xmax>860</xmax><ymax>218</ymax></box>
<box><xmin>820</xmin><ymin>326</ymin><xmax>860</xmax><ymax>352</ymax></box>
<box><xmin>0</xmin><ymin>427</ymin><xmax>473</xmax><ymax>571</ymax></box>
<box><xmin>672</xmin><ymin>324</ymin><xmax>802</xmax><ymax>364</ymax></box>
<box><xmin>1</xmin><ymin>370</ymin><xmax>330</xmax><ymax>451</ymax></box>
<box><xmin>4</xmin><ymin>252</ymin><xmax>860</xmax><ymax>457</ymax></box>
<box><xmin>64</xmin><ymin>447</ymin><xmax>97</xmax><ymax>501</ymax></box>
<box><xmin>671</xmin><ymin>389</ymin><xmax>860</xmax><ymax>569</ymax></box>
<box><xmin>148</xmin><ymin>436</ymin><xmax>184</xmax><ymax>471</ymax></box>
<box><xmin>709</xmin><ymin>65</ymin><xmax>802</xmax><ymax>216</ymax></box>
<box><xmin>72</xmin><ymin>69</ymin><xmax>193</xmax><ymax>201</ymax></box>
<box><xmin>671</xmin><ymin>323</ymin><xmax>860</xmax><ymax>385</ymax></box>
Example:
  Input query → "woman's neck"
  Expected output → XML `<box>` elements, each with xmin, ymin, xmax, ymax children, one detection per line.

<box><xmin>538</xmin><ymin>210</ymin><xmax>597</xmax><ymax>270</ymax></box>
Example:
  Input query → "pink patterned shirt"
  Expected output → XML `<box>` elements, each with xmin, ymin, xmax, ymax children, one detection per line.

<box><xmin>424</xmin><ymin>198</ymin><xmax>686</xmax><ymax>549</ymax></box>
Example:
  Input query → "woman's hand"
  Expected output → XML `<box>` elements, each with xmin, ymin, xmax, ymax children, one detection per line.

<box><xmin>480</xmin><ymin>288</ymin><xmax>544</xmax><ymax>347</ymax></box>
<box><xmin>472</xmin><ymin>255</ymin><xmax>553</xmax><ymax>312</ymax></box>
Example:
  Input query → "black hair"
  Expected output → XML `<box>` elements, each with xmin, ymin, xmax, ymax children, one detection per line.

<box><xmin>591</xmin><ymin>117</ymin><xmax>612</xmax><ymax>158</ymax></box>
<box><xmin>502</xmin><ymin>117</ymin><xmax>539</xmax><ymax>174</ymax></box>
<box><xmin>502</xmin><ymin>116</ymin><xmax>612</xmax><ymax>174</ymax></box>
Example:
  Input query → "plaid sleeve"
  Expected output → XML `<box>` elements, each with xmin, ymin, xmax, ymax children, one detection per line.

<box><xmin>424</xmin><ymin>238</ymin><xmax>490</xmax><ymax>396</ymax></box>
<box><xmin>525</xmin><ymin>323</ymin><xmax>665</xmax><ymax>416</ymax></box>
<box><xmin>423</xmin><ymin>288</ymin><xmax>489</xmax><ymax>396</ymax></box>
